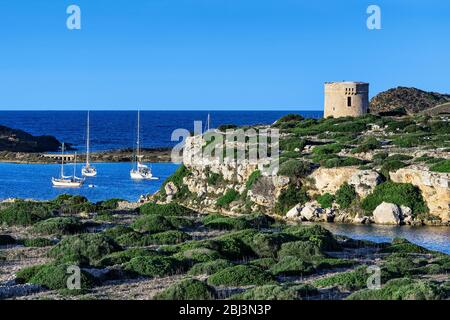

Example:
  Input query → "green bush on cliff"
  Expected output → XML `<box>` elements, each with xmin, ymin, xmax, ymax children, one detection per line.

<box><xmin>0</xmin><ymin>201</ymin><xmax>54</xmax><ymax>226</ymax></box>
<box><xmin>361</xmin><ymin>182</ymin><xmax>428</xmax><ymax>214</ymax></box>
<box><xmin>278</xmin><ymin>159</ymin><xmax>311</xmax><ymax>179</ymax></box>
<box><xmin>380</xmin><ymin>160</ymin><xmax>408</xmax><ymax>179</ymax></box>
<box><xmin>347</xmin><ymin>278</ymin><xmax>444</xmax><ymax>300</ymax></box>
<box><xmin>154</xmin><ymin>279</ymin><xmax>216</xmax><ymax>300</ymax></box>
<box><xmin>274</xmin><ymin>184</ymin><xmax>309</xmax><ymax>215</ymax></box>
<box><xmin>159</xmin><ymin>164</ymin><xmax>191</xmax><ymax>199</ymax></box>
<box><xmin>430</xmin><ymin>159</ymin><xmax>450</xmax><ymax>173</ymax></box>
<box><xmin>207</xmin><ymin>265</ymin><xmax>276</xmax><ymax>287</ymax></box>
<box><xmin>317</xmin><ymin>193</ymin><xmax>335</xmax><ymax>209</ymax></box>
<box><xmin>335</xmin><ymin>183</ymin><xmax>357</xmax><ymax>209</ymax></box>
<box><xmin>245</xmin><ymin>170</ymin><xmax>262</xmax><ymax>189</ymax></box>
<box><xmin>216</xmin><ymin>189</ymin><xmax>240</xmax><ymax>208</ymax></box>
<box><xmin>32</xmin><ymin>217</ymin><xmax>83</xmax><ymax>235</ymax></box>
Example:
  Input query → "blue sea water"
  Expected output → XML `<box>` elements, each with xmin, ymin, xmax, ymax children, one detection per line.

<box><xmin>0</xmin><ymin>162</ymin><xmax>179</xmax><ymax>203</ymax></box>
<box><xmin>0</xmin><ymin>110</ymin><xmax>322</xmax><ymax>151</ymax></box>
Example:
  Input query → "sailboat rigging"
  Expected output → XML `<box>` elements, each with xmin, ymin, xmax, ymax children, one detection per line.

<box><xmin>52</xmin><ymin>143</ymin><xmax>84</xmax><ymax>187</ymax></box>
<box><xmin>82</xmin><ymin>111</ymin><xmax>97</xmax><ymax>177</ymax></box>
<box><xmin>130</xmin><ymin>110</ymin><xmax>158</xmax><ymax>180</ymax></box>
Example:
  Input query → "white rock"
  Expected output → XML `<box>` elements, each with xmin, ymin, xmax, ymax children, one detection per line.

<box><xmin>299</xmin><ymin>201</ymin><xmax>322</xmax><ymax>221</ymax></box>
<box><xmin>348</xmin><ymin>170</ymin><xmax>382</xmax><ymax>197</ymax></box>
<box><xmin>286</xmin><ymin>204</ymin><xmax>303</xmax><ymax>220</ymax></box>
<box><xmin>373</xmin><ymin>202</ymin><xmax>401</xmax><ymax>225</ymax></box>
<box><xmin>164</xmin><ymin>181</ymin><xmax>178</xmax><ymax>196</ymax></box>
<box><xmin>400</xmin><ymin>205</ymin><xmax>412</xmax><ymax>217</ymax></box>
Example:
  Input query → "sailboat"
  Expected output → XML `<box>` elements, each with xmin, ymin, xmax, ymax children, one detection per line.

<box><xmin>82</xmin><ymin>111</ymin><xmax>97</xmax><ymax>177</ymax></box>
<box><xmin>130</xmin><ymin>111</ymin><xmax>158</xmax><ymax>180</ymax></box>
<box><xmin>52</xmin><ymin>144</ymin><xmax>84</xmax><ymax>187</ymax></box>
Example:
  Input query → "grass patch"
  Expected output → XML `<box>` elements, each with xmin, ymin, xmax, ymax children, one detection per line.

<box><xmin>207</xmin><ymin>265</ymin><xmax>276</xmax><ymax>287</ymax></box>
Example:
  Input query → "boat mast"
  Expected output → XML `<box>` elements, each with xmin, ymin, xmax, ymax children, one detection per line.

<box><xmin>74</xmin><ymin>152</ymin><xmax>77</xmax><ymax>178</ymax></box>
<box><xmin>136</xmin><ymin>110</ymin><xmax>140</xmax><ymax>169</ymax></box>
<box><xmin>61</xmin><ymin>143</ymin><xmax>65</xmax><ymax>178</ymax></box>
<box><xmin>207</xmin><ymin>113</ymin><xmax>210</xmax><ymax>132</ymax></box>
<box><xmin>86</xmin><ymin>111</ymin><xmax>90</xmax><ymax>167</ymax></box>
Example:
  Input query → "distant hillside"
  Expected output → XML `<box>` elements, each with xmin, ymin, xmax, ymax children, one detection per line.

<box><xmin>369</xmin><ymin>87</ymin><xmax>450</xmax><ymax>116</ymax></box>
<box><xmin>0</xmin><ymin>125</ymin><xmax>62</xmax><ymax>152</ymax></box>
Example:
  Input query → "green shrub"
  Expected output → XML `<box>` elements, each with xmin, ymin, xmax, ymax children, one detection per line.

<box><xmin>49</xmin><ymin>233</ymin><xmax>122</xmax><ymax>265</ymax></box>
<box><xmin>159</xmin><ymin>165</ymin><xmax>191</xmax><ymax>199</ymax></box>
<box><xmin>97</xmin><ymin>248</ymin><xmax>160</xmax><ymax>267</ymax></box>
<box><xmin>387</xmin><ymin>154</ymin><xmax>413</xmax><ymax>161</ymax></box>
<box><xmin>312</xmin><ymin>143</ymin><xmax>346</xmax><ymax>156</ymax></box>
<box><xmin>274</xmin><ymin>185</ymin><xmax>309</xmax><ymax>215</ymax></box>
<box><xmin>0</xmin><ymin>234</ymin><xmax>16</xmax><ymax>245</ymax></box>
<box><xmin>280</xmin><ymin>137</ymin><xmax>306</xmax><ymax>152</ymax></box>
<box><xmin>283</xmin><ymin>225</ymin><xmax>341</xmax><ymax>251</ymax></box>
<box><xmin>361</xmin><ymin>182</ymin><xmax>428</xmax><ymax>214</ymax></box>
<box><xmin>50</xmin><ymin>194</ymin><xmax>95</xmax><ymax>215</ymax></box>
<box><xmin>175</xmin><ymin>248</ymin><xmax>223</xmax><ymax>264</ymax></box>
<box><xmin>335</xmin><ymin>183</ymin><xmax>357</xmax><ymax>209</ymax></box>
<box><xmin>381</xmin><ymin>160</ymin><xmax>408</xmax><ymax>179</ymax></box>
<box><xmin>230</xmin><ymin>285</ymin><xmax>296</xmax><ymax>300</ymax></box>
<box><xmin>351</xmin><ymin>137</ymin><xmax>381</xmax><ymax>154</ymax></box>
<box><xmin>139</xmin><ymin>202</ymin><xmax>196</xmax><ymax>216</ymax></box>
<box><xmin>313</xmin><ymin>266</ymin><xmax>369</xmax><ymax>290</ymax></box>
<box><xmin>312</xmin><ymin>258</ymin><xmax>355</xmax><ymax>270</ymax></box>
<box><xmin>154</xmin><ymin>279</ymin><xmax>216</xmax><ymax>300</ymax></box>
<box><xmin>317</xmin><ymin>193</ymin><xmax>335</xmax><ymax>209</ymax></box>
<box><xmin>278</xmin><ymin>160</ymin><xmax>311</xmax><ymax>179</ymax></box>
<box><xmin>142</xmin><ymin>230</ymin><xmax>192</xmax><ymax>245</ymax></box>
<box><xmin>96</xmin><ymin>198</ymin><xmax>124</xmax><ymax>210</ymax></box>
<box><xmin>32</xmin><ymin>217</ymin><xmax>82</xmax><ymax>235</ymax></box>
<box><xmin>0</xmin><ymin>201</ymin><xmax>53</xmax><ymax>226</ymax></box>
<box><xmin>207</xmin><ymin>172</ymin><xmax>223</xmax><ymax>186</ymax></box>
<box><xmin>322</xmin><ymin>157</ymin><xmax>366</xmax><ymax>168</ymax></box>
<box><xmin>277</xmin><ymin>241</ymin><xmax>324</xmax><ymax>261</ymax></box>
<box><xmin>275</xmin><ymin>114</ymin><xmax>304</xmax><ymax>126</ymax></box>
<box><xmin>246</xmin><ymin>170</ymin><xmax>262</xmax><ymax>189</ymax></box>
<box><xmin>124</xmin><ymin>255</ymin><xmax>186</xmax><ymax>277</ymax></box>
<box><xmin>381</xmin><ymin>238</ymin><xmax>432</xmax><ymax>254</ymax></box>
<box><xmin>132</xmin><ymin>215</ymin><xmax>175</xmax><ymax>233</ymax></box>
<box><xmin>347</xmin><ymin>278</ymin><xmax>444</xmax><ymax>300</ymax></box>
<box><xmin>216</xmin><ymin>189</ymin><xmax>240</xmax><ymax>208</ymax></box>
<box><xmin>22</xmin><ymin>238</ymin><xmax>54</xmax><ymax>247</ymax></box>
<box><xmin>250</xmin><ymin>232</ymin><xmax>297</xmax><ymax>258</ymax></box>
<box><xmin>165</xmin><ymin>216</ymin><xmax>196</xmax><ymax>228</ymax></box>
<box><xmin>188</xmin><ymin>259</ymin><xmax>235</xmax><ymax>276</ymax></box>
<box><xmin>202</xmin><ymin>215</ymin><xmax>250</xmax><ymax>231</ymax></box>
<box><xmin>16</xmin><ymin>263</ymin><xmax>97</xmax><ymax>290</ymax></box>
<box><xmin>270</xmin><ymin>256</ymin><xmax>315</xmax><ymax>276</ymax></box>
<box><xmin>247</xmin><ymin>258</ymin><xmax>277</xmax><ymax>270</ymax></box>
<box><xmin>430</xmin><ymin>159</ymin><xmax>450</xmax><ymax>173</ymax></box>
<box><xmin>207</xmin><ymin>265</ymin><xmax>276</xmax><ymax>287</ymax></box>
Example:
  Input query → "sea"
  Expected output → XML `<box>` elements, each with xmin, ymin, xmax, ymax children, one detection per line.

<box><xmin>1</xmin><ymin>110</ymin><xmax>449</xmax><ymax>254</ymax></box>
<box><xmin>0</xmin><ymin>110</ymin><xmax>323</xmax><ymax>151</ymax></box>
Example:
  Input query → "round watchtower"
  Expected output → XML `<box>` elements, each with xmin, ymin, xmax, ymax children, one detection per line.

<box><xmin>324</xmin><ymin>82</ymin><xmax>369</xmax><ymax>118</ymax></box>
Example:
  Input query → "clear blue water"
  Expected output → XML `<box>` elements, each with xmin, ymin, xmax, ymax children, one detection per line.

<box><xmin>0</xmin><ymin>111</ymin><xmax>323</xmax><ymax>151</ymax></box>
<box><xmin>0</xmin><ymin>162</ymin><xmax>179</xmax><ymax>203</ymax></box>
<box><xmin>321</xmin><ymin>223</ymin><xmax>450</xmax><ymax>255</ymax></box>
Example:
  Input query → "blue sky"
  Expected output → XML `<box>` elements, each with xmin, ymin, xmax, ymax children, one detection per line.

<box><xmin>0</xmin><ymin>0</ymin><xmax>449</xmax><ymax>110</ymax></box>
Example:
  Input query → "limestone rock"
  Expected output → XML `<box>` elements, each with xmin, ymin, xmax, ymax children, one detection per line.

<box><xmin>373</xmin><ymin>202</ymin><xmax>401</xmax><ymax>225</ymax></box>
<box><xmin>300</xmin><ymin>201</ymin><xmax>322</xmax><ymax>221</ymax></box>
<box><xmin>286</xmin><ymin>204</ymin><xmax>303</xmax><ymax>220</ymax></box>
<box><xmin>164</xmin><ymin>182</ymin><xmax>178</xmax><ymax>196</ymax></box>
<box><xmin>348</xmin><ymin>170</ymin><xmax>382</xmax><ymax>197</ymax></box>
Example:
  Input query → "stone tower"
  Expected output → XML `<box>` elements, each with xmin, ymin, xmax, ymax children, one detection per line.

<box><xmin>324</xmin><ymin>82</ymin><xmax>369</xmax><ymax>118</ymax></box>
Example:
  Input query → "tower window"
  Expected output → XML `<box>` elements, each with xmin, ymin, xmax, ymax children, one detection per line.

<box><xmin>347</xmin><ymin>96</ymin><xmax>352</xmax><ymax>107</ymax></box>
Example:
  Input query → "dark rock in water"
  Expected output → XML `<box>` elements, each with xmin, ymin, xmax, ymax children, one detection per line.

<box><xmin>369</xmin><ymin>86</ymin><xmax>450</xmax><ymax>115</ymax></box>
<box><xmin>0</xmin><ymin>125</ymin><xmax>64</xmax><ymax>152</ymax></box>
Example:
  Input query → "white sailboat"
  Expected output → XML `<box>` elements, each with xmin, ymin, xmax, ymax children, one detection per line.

<box><xmin>130</xmin><ymin>111</ymin><xmax>158</xmax><ymax>180</ymax></box>
<box><xmin>52</xmin><ymin>144</ymin><xmax>84</xmax><ymax>187</ymax></box>
<box><xmin>82</xmin><ymin>111</ymin><xmax>97</xmax><ymax>177</ymax></box>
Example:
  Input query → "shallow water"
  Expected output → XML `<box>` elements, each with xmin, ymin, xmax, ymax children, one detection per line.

<box><xmin>320</xmin><ymin>223</ymin><xmax>450</xmax><ymax>255</ymax></box>
<box><xmin>0</xmin><ymin>162</ymin><xmax>179</xmax><ymax>203</ymax></box>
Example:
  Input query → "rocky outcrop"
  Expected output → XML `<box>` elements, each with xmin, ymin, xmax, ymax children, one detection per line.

<box><xmin>310</xmin><ymin>167</ymin><xmax>381</xmax><ymax>197</ymax></box>
<box><xmin>369</xmin><ymin>87</ymin><xmax>450</xmax><ymax>115</ymax></box>
<box><xmin>390</xmin><ymin>166</ymin><xmax>450</xmax><ymax>222</ymax></box>
<box><xmin>248</xmin><ymin>176</ymin><xmax>290</xmax><ymax>209</ymax></box>
<box><xmin>0</xmin><ymin>125</ymin><xmax>62</xmax><ymax>152</ymax></box>
<box><xmin>373</xmin><ymin>202</ymin><xmax>401</xmax><ymax>225</ymax></box>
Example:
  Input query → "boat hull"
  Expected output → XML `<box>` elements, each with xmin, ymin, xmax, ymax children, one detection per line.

<box><xmin>130</xmin><ymin>170</ymin><xmax>158</xmax><ymax>180</ymax></box>
<box><xmin>82</xmin><ymin>167</ymin><xmax>97</xmax><ymax>177</ymax></box>
<box><xmin>52</xmin><ymin>178</ymin><xmax>83</xmax><ymax>188</ymax></box>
